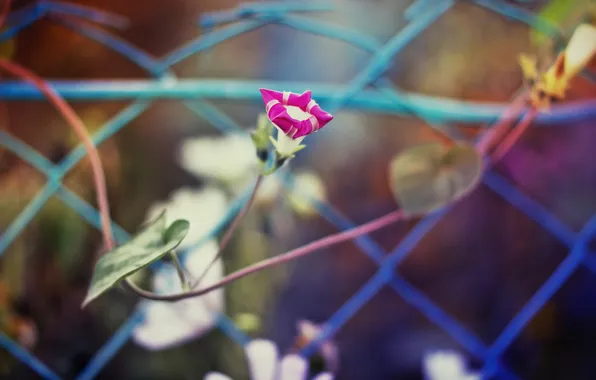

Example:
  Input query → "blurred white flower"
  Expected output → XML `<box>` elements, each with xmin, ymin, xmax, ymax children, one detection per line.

<box><xmin>286</xmin><ymin>171</ymin><xmax>327</xmax><ymax>217</ymax></box>
<box><xmin>132</xmin><ymin>186</ymin><xmax>228</xmax><ymax>350</ymax></box>
<box><xmin>132</xmin><ymin>241</ymin><xmax>223</xmax><ymax>350</ymax></box>
<box><xmin>178</xmin><ymin>133</ymin><xmax>282</xmax><ymax>206</ymax></box>
<box><xmin>179</xmin><ymin>133</ymin><xmax>259</xmax><ymax>186</ymax></box>
<box><xmin>423</xmin><ymin>350</ymin><xmax>481</xmax><ymax>380</ymax></box>
<box><xmin>204</xmin><ymin>339</ymin><xmax>334</xmax><ymax>380</ymax></box>
<box><xmin>145</xmin><ymin>186</ymin><xmax>228</xmax><ymax>248</ymax></box>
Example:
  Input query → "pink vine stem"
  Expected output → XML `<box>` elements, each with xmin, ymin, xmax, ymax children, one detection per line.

<box><xmin>476</xmin><ymin>92</ymin><xmax>529</xmax><ymax>156</ymax></box>
<box><xmin>489</xmin><ymin>109</ymin><xmax>538</xmax><ymax>164</ymax></box>
<box><xmin>0</xmin><ymin>59</ymin><xmax>116</xmax><ymax>251</ymax></box>
<box><xmin>121</xmin><ymin>210</ymin><xmax>405</xmax><ymax>302</ymax></box>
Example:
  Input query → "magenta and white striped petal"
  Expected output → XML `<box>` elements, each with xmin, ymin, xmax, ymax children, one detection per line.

<box><xmin>259</xmin><ymin>88</ymin><xmax>334</xmax><ymax>139</ymax></box>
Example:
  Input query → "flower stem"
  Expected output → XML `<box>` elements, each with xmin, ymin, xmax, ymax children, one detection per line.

<box><xmin>121</xmin><ymin>210</ymin><xmax>405</xmax><ymax>302</ymax></box>
<box><xmin>169</xmin><ymin>251</ymin><xmax>190</xmax><ymax>291</ymax></box>
<box><xmin>476</xmin><ymin>92</ymin><xmax>528</xmax><ymax>156</ymax></box>
<box><xmin>488</xmin><ymin>109</ymin><xmax>538</xmax><ymax>164</ymax></box>
<box><xmin>188</xmin><ymin>174</ymin><xmax>264</xmax><ymax>289</ymax></box>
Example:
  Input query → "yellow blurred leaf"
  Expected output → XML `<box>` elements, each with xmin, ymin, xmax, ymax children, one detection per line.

<box><xmin>286</xmin><ymin>171</ymin><xmax>327</xmax><ymax>217</ymax></box>
<box><xmin>0</xmin><ymin>29</ymin><xmax>16</xmax><ymax>60</ymax></box>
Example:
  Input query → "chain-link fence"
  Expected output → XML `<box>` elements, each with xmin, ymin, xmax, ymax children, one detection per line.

<box><xmin>0</xmin><ymin>0</ymin><xmax>595</xmax><ymax>379</ymax></box>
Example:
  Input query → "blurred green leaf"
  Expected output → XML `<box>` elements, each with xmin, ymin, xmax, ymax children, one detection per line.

<box><xmin>389</xmin><ymin>142</ymin><xmax>484</xmax><ymax>216</ymax></box>
<box><xmin>250</xmin><ymin>113</ymin><xmax>274</xmax><ymax>161</ymax></box>
<box><xmin>82</xmin><ymin>212</ymin><xmax>190</xmax><ymax>307</ymax></box>
<box><xmin>531</xmin><ymin>0</ymin><xmax>595</xmax><ymax>49</ymax></box>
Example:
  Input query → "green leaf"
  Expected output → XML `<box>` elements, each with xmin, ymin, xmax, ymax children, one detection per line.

<box><xmin>389</xmin><ymin>142</ymin><xmax>484</xmax><ymax>216</ymax></box>
<box><xmin>251</xmin><ymin>113</ymin><xmax>274</xmax><ymax>151</ymax></box>
<box><xmin>531</xmin><ymin>0</ymin><xmax>595</xmax><ymax>49</ymax></box>
<box><xmin>82</xmin><ymin>213</ymin><xmax>190</xmax><ymax>307</ymax></box>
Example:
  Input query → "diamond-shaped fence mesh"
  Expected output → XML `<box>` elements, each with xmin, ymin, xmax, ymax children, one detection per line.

<box><xmin>0</xmin><ymin>0</ymin><xmax>595</xmax><ymax>379</ymax></box>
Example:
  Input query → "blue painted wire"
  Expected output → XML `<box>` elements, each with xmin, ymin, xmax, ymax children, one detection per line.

<box><xmin>0</xmin><ymin>182</ymin><xmax>60</xmax><ymax>256</ymax></box>
<box><xmin>0</xmin><ymin>101</ymin><xmax>149</xmax><ymax>254</ymax></box>
<box><xmin>0</xmin><ymin>0</ymin><xmax>130</xmax><ymax>43</ymax></box>
<box><xmin>278</xmin><ymin>15</ymin><xmax>381</xmax><ymax>52</ymax></box>
<box><xmin>473</xmin><ymin>0</ymin><xmax>560</xmax><ymax>36</ymax></box>
<box><xmin>0</xmin><ymin>4</ymin><xmax>44</xmax><ymax>41</ymax></box>
<box><xmin>183</xmin><ymin>100</ymin><xmax>244</xmax><ymax>134</ymax></box>
<box><xmin>217</xmin><ymin>314</ymin><xmax>251</xmax><ymax>347</ymax></box>
<box><xmin>326</xmin><ymin>0</ymin><xmax>454</xmax><ymax>112</ymax></box>
<box><xmin>50</xmin><ymin>17</ymin><xmax>161</xmax><ymax>75</ymax></box>
<box><xmin>0</xmin><ymin>333</ymin><xmax>62</xmax><ymax>380</ymax></box>
<box><xmin>159</xmin><ymin>19</ymin><xmax>270</xmax><ymax>71</ymax></box>
<box><xmin>199</xmin><ymin>1</ymin><xmax>334</xmax><ymax>28</ymax></box>
<box><xmin>55</xmin><ymin>187</ymin><xmax>130</xmax><ymax>245</ymax></box>
<box><xmin>41</xmin><ymin>1</ymin><xmax>130</xmax><ymax>29</ymax></box>
<box><xmin>483</xmin><ymin>173</ymin><xmax>576</xmax><ymax>247</ymax></box>
<box><xmin>75</xmin><ymin>311</ymin><xmax>145</xmax><ymax>380</ymax></box>
<box><xmin>483</xmin><ymin>216</ymin><xmax>596</xmax><ymax>376</ymax></box>
<box><xmin>198</xmin><ymin>10</ymin><xmax>239</xmax><ymax>29</ymax></box>
<box><xmin>301</xmin><ymin>267</ymin><xmax>391</xmax><ymax>358</ymax></box>
<box><xmin>239</xmin><ymin>1</ymin><xmax>335</xmax><ymax>14</ymax></box>
<box><xmin>404</xmin><ymin>0</ymin><xmax>437</xmax><ymax>21</ymax></box>
<box><xmin>300</xmin><ymin>206</ymin><xmax>452</xmax><ymax>358</ymax></box>
<box><xmin>58</xmin><ymin>101</ymin><xmax>151</xmax><ymax>174</ymax></box>
<box><xmin>2</xmin><ymin>79</ymin><xmax>594</xmax><ymax>126</ymax></box>
<box><xmin>291</xmin><ymin>196</ymin><xmax>509</xmax><ymax>374</ymax></box>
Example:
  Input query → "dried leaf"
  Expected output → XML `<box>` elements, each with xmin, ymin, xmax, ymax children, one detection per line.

<box><xmin>389</xmin><ymin>142</ymin><xmax>484</xmax><ymax>215</ymax></box>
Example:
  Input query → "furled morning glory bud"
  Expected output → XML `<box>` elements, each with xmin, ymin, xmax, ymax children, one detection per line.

<box><xmin>259</xmin><ymin>88</ymin><xmax>334</xmax><ymax>160</ymax></box>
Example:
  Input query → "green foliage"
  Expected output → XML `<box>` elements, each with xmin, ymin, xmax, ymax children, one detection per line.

<box><xmin>250</xmin><ymin>113</ymin><xmax>274</xmax><ymax>162</ymax></box>
<box><xmin>82</xmin><ymin>212</ymin><xmax>190</xmax><ymax>307</ymax></box>
<box><xmin>389</xmin><ymin>142</ymin><xmax>484</xmax><ymax>216</ymax></box>
<box><xmin>531</xmin><ymin>0</ymin><xmax>595</xmax><ymax>49</ymax></box>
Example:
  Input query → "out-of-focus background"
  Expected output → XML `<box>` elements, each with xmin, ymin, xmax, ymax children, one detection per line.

<box><xmin>0</xmin><ymin>0</ymin><xmax>595</xmax><ymax>379</ymax></box>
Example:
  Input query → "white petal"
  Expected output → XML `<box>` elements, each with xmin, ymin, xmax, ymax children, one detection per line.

<box><xmin>273</xmin><ymin>127</ymin><xmax>304</xmax><ymax>157</ymax></box>
<box><xmin>133</xmin><ymin>240</ymin><xmax>224</xmax><ymax>351</ymax></box>
<box><xmin>132</xmin><ymin>305</ymin><xmax>197</xmax><ymax>350</ymax></box>
<box><xmin>204</xmin><ymin>372</ymin><xmax>234</xmax><ymax>380</ymax></box>
<box><xmin>177</xmin><ymin>241</ymin><xmax>224</xmax><ymax>326</ymax></box>
<box><xmin>563</xmin><ymin>23</ymin><xmax>596</xmax><ymax>78</ymax></box>
<box><xmin>286</xmin><ymin>106</ymin><xmax>312</xmax><ymax>121</ymax></box>
<box><xmin>423</xmin><ymin>350</ymin><xmax>468</xmax><ymax>380</ymax></box>
<box><xmin>245</xmin><ymin>339</ymin><xmax>279</xmax><ymax>380</ymax></box>
<box><xmin>312</xmin><ymin>373</ymin><xmax>334</xmax><ymax>380</ymax></box>
<box><xmin>179</xmin><ymin>134</ymin><xmax>258</xmax><ymax>183</ymax></box>
<box><xmin>145</xmin><ymin>186</ymin><xmax>228</xmax><ymax>247</ymax></box>
<box><xmin>278</xmin><ymin>354</ymin><xmax>308</xmax><ymax>380</ymax></box>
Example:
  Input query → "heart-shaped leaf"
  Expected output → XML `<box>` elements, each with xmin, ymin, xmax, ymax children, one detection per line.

<box><xmin>389</xmin><ymin>142</ymin><xmax>484</xmax><ymax>216</ymax></box>
<box><xmin>82</xmin><ymin>212</ymin><xmax>190</xmax><ymax>307</ymax></box>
